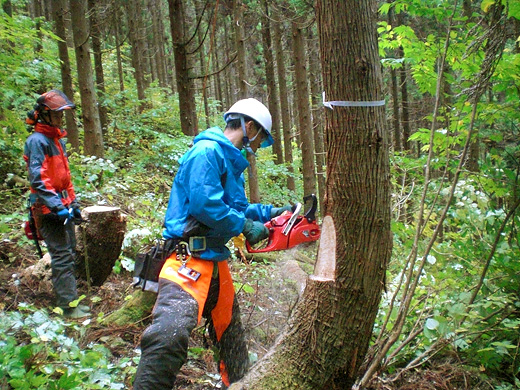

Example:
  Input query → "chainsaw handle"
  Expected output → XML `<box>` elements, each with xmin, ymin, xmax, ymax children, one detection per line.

<box><xmin>303</xmin><ymin>194</ymin><xmax>318</xmax><ymax>222</ymax></box>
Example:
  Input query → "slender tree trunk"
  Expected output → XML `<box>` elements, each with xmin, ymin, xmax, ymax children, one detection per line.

<box><xmin>113</xmin><ymin>5</ymin><xmax>125</xmax><ymax>92</ymax></box>
<box><xmin>397</xmin><ymin>12</ymin><xmax>411</xmax><ymax>152</ymax></box>
<box><xmin>126</xmin><ymin>0</ymin><xmax>148</xmax><ymax>113</ymax></box>
<box><xmin>234</xmin><ymin>0</ymin><xmax>247</xmax><ymax>99</ymax></box>
<box><xmin>273</xmin><ymin>17</ymin><xmax>295</xmax><ymax>191</ymax></box>
<box><xmin>149</xmin><ymin>0</ymin><xmax>168</xmax><ymax>88</ymax></box>
<box><xmin>88</xmin><ymin>0</ymin><xmax>108</xmax><ymax>134</ymax></box>
<box><xmin>261</xmin><ymin>0</ymin><xmax>283</xmax><ymax>164</ymax></box>
<box><xmin>213</xmin><ymin>44</ymin><xmax>224</xmax><ymax>110</ymax></box>
<box><xmin>292</xmin><ymin>21</ymin><xmax>316</xmax><ymax>197</ymax></box>
<box><xmin>388</xmin><ymin>5</ymin><xmax>401</xmax><ymax>152</ymax></box>
<box><xmin>308</xmin><ymin>27</ymin><xmax>326</xmax><ymax>215</ymax></box>
<box><xmin>33</xmin><ymin>0</ymin><xmax>43</xmax><ymax>54</ymax></box>
<box><xmin>51</xmin><ymin>0</ymin><xmax>79</xmax><ymax>150</ymax></box>
<box><xmin>195</xmin><ymin>0</ymin><xmax>210</xmax><ymax>129</ymax></box>
<box><xmin>168</xmin><ymin>0</ymin><xmax>198</xmax><ymax>135</ymax></box>
<box><xmin>230</xmin><ymin>1</ymin><xmax>391</xmax><ymax>388</ymax></box>
<box><xmin>3</xmin><ymin>0</ymin><xmax>12</xmax><ymax>16</ymax></box>
<box><xmin>70</xmin><ymin>0</ymin><xmax>104</xmax><ymax>157</ymax></box>
<box><xmin>390</xmin><ymin>68</ymin><xmax>401</xmax><ymax>151</ymax></box>
<box><xmin>233</xmin><ymin>0</ymin><xmax>260</xmax><ymax>202</ymax></box>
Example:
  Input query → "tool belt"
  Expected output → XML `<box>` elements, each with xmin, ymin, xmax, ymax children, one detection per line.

<box><xmin>132</xmin><ymin>236</ymin><xmax>224</xmax><ymax>292</ymax></box>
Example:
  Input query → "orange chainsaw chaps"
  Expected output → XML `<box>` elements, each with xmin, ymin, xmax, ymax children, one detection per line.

<box><xmin>158</xmin><ymin>254</ymin><xmax>234</xmax><ymax>333</ymax></box>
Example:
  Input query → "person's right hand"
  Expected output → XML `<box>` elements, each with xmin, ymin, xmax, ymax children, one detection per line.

<box><xmin>56</xmin><ymin>208</ymin><xmax>71</xmax><ymax>222</ymax></box>
<box><xmin>242</xmin><ymin>219</ymin><xmax>269</xmax><ymax>245</ymax></box>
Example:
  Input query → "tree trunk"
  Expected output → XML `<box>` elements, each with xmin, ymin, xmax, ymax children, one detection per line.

<box><xmin>168</xmin><ymin>0</ymin><xmax>198</xmax><ymax>136</ymax></box>
<box><xmin>113</xmin><ymin>4</ymin><xmax>125</xmax><ymax>92</ymax></box>
<box><xmin>261</xmin><ymin>0</ymin><xmax>283</xmax><ymax>165</ymax></box>
<box><xmin>195</xmin><ymin>0</ymin><xmax>211</xmax><ymax>129</ymax></box>
<box><xmin>292</xmin><ymin>21</ymin><xmax>316</xmax><ymax>197</ymax></box>
<box><xmin>51</xmin><ymin>0</ymin><xmax>79</xmax><ymax>150</ymax></box>
<box><xmin>273</xmin><ymin>18</ymin><xmax>295</xmax><ymax>192</ymax></box>
<box><xmin>126</xmin><ymin>0</ymin><xmax>148</xmax><ymax>113</ymax></box>
<box><xmin>229</xmin><ymin>1</ymin><xmax>391</xmax><ymax>388</ymax></box>
<box><xmin>88</xmin><ymin>0</ymin><xmax>108</xmax><ymax>134</ymax></box>
<box><xmin>308</xmin><ymin>28</ymin><xmax>326</xmax><ymax>216</ymax></box>
<box><xmin>75</xmin><ymin>206</ymin><xmax>127</xmax><ymax>286</ymax></box>
<box><xmin>233</xmin><ymin>0</ymin><xmax>260</xmax><ymax>203</ymax></box>
<box><xmin>390</xmin><ymin>68</ymin><xmax>401</xmax><ymax>151</ymax></box>
<box><xmin>397</xmin><ymin>13</ymin><xmax>411</xmax><ymax>152</ymax></box>
<box><xmin>70</xmin><ymin>0</ymin><xmax>104</xmax><ymax>157</ymax></box>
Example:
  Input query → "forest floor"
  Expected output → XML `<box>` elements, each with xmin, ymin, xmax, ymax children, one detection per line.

<box><xmin>0</xmin><ymin>240</ymin><xmax>501</xmax><ymax>390</ymax></box>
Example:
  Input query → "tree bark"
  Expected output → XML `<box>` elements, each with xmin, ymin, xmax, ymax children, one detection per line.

<box><xmin>261</xmin><ymin>0</ymin><xmax>283</xmax><ymax>165</ymax></box>
<box><xmin>273</xmin><ymin>17</ymin><xmax>295</xmax><ymax>192</ymax></box>
<box><xmin>168</xmin><ymin>0</ymin><xmax>198</xmax><ymax>136</ymax></box>
<box><xmin>88</xmin><ymin>0</ymin><xmax>108</xmax><ymax>134</ymax></box>
<box><xmin>230</xmin><ymin>1</ymin><xmax>391</xmax><ymax>388</ymax></box>
<box><xmin>75</xmin><ymin>206</ymin><xmax>127</xmax><ymax>286</ymax></box>
<box><xmin>233</xmin><ymin>0</ymin><xmax>260</xmax><ymax>203</ymax></box>
<box><xmin>126</xmin><ymin>0</ymin><xmax>148</xmax><ymax>113</ymax></box>
<box><xmin>194</xmin><ymin>0</ymin><xmax>211</xmax><ymax>129</ymax></box>
<box><xmin>292</xmin><ymin>21</ymin><xmax>316</xmax><ymax>197</ymax></box>
<box><xmin>113</xmin><ymin>4</ymin><xmax>125</xmax><ymax>92</ymax></box>
<box><xmin>308</xmin><ymin>28</ymin><xmax>326</xmax><ymax>215</ymax></box>
<box><xmin>51</xmin><ymin>0</ymin><xmax>79</xmax><ymax>150</ymax></box>
<box><xmin>70</xmin><ymin>0</ymin><xmax>104</xmax><ymax>157</ymax></box>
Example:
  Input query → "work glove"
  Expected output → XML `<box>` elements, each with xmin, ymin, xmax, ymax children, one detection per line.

<box><xmin>242</xmin><ymin>219</ymin><xmax>269</xmax><ymax>245</ymax></box>
<box><xmin>270</xmin><ymin>204</ymin><xmax>293</xmax><ymax>218</ymax></box>
<box><xmin>70</xmin><ymin>202</ymin><xmax>81</xmax><ymax>219</ymax></box>
<box><xmin>56</xmin><ymin>208</ymin><xmax>72</xmax><ymax>222</ymax></box>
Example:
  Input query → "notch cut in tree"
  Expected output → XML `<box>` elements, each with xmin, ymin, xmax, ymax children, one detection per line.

<box><xmin>75</xmin><ymin>206</ymin><xmax>127</xmax><ymax>286</ymax></box>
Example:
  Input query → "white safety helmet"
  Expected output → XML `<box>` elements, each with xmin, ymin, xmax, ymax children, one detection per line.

<box><xmin>223</xmin><ymin>98</ymin><xmax>274</xmax><ymax>148</ymax></box>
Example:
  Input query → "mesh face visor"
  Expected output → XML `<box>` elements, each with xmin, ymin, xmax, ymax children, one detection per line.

<box><xmin>38</xmin><ymin>90</ymin><xmax>75</xmax><ymax>111</ymax></box>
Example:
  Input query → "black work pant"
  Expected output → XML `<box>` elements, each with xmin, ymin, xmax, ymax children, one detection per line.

<box><xmin>133</xmin><ymin>274</ymin><xmax>249</xmax><ymax>390</ymax></box>
<box><xmin>37</xmin><ymin>214</ymin><xmax>78</xmax><ymax>308</ymax></box>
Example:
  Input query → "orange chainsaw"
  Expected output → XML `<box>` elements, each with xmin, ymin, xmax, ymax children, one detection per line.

<box><xmin>246</xmin><ymin>194</ymin><xmax>321</xmax><ymax>253</ymax></box>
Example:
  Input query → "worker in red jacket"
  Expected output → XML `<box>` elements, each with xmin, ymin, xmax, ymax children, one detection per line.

<box><xmin>24</xmin><ymin>89</ymin><xmax>89</xmax><ymax>319</ymax></box>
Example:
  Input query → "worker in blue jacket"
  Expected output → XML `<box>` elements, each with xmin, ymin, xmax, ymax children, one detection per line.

<box><xmin>24</xmin><ymin>90</ymin><xmax>89</xmax><ymax>319</ymax></box>
<box><xmin>133</xmin><ymin>98</ymin><xmax>291</xmax><ymax>389</ymax></box>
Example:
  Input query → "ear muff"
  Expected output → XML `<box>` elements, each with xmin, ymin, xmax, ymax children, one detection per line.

<box><xmin>25</xmin><ymin>108</ymin><xmax>39</xmax><ymax>125</ymax></box>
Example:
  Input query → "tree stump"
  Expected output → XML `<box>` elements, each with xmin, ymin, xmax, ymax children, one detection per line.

<box><xmin>75</xmin><ymin>206</ymin><xmax>127</xmax><ymax>286</ymax></box>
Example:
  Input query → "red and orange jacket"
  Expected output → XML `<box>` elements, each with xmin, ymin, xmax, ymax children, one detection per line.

<box><xmin>24</xmin><ymin>123</ymin><xmax>76</xmax><ymax>214</ymax></box>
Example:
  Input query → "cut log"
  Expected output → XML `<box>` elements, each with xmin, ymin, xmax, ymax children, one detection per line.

<box><xmin>75</xmin><ymin>206</ymin><xmax>127</xmax><ymax>286</ymax></box>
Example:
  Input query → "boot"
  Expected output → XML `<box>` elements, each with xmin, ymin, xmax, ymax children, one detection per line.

<box><xmin>63</xmin><ymin>306</ymin><xmax>90</xmax><ymax>319</ymax></box>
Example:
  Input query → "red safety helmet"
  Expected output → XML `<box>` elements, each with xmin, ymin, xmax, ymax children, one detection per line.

<box><xmin>37</xmin><ymin>90</ymin><xmax>75</xmax><ymax>111</ymax></box>
<box><xmin>26</xmin><ymin>89</ymin><xmax>75</xmax><ymax>125</ymax></box>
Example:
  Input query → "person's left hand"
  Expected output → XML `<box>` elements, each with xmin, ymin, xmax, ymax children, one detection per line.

<box><xmin>270</xmin><ymin>204</ymin><xmax>293</xmax><ymax>218</ymax></box>
<box><xmin>70</xmin><ymin>202</ymin><xmax>81</xmax><ymax>219</ymax></box>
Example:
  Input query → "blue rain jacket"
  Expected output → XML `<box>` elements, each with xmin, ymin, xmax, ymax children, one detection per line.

<box><xmin>163</xmin><ymin>127</ymin><xmax>272</xmax><ymax>261</ymax></box>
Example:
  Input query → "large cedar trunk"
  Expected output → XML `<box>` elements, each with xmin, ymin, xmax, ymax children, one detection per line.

<box><xmin>229</xmin><ymin>1</ymin><xmax>391</xmax><ymax>388</ymax></box>
<box><xmin>70</xmin><ymin>0</ymin><xmax>104</xmax><ymax>158</ymax></box>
